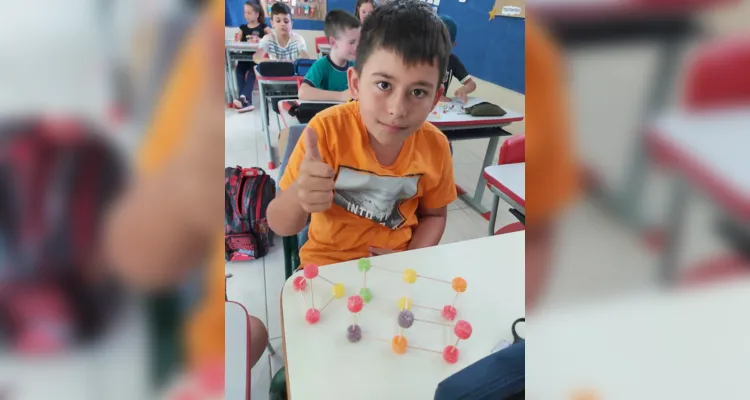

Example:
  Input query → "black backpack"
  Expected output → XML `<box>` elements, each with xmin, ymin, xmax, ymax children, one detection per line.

<box><xmin>224</xmin><ymin>166</ymin><xmax>276</xmax><ymax>261</ymax></box>
<box><xmin>288</xmin><ymin>102</ymin><xmax>339</xmax><ymax>124</ymax></box>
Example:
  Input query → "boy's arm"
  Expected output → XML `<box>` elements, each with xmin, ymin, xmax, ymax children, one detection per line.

<box><xmin>267</xmin><ymin>185</ymin><xmax>309</xmax><ymax>236</ymax></box>
<box><xmin>408</xmin><ymin>205</ymin><xmax>448</xmax><ymax>250</ymax></box>
<box><xmin>253</xmin><ymin>36</ymin><xmax>271</xmax><ymax>62</ymax></box>
<box><xmin>411</xmin><ymin>137</ymin><xmax>457</xmax><ymax>249</ymax></box>
<box><xmin>299</xmin><ymin>60</ymin><xmax>349</xmax><ymax>101</ymax></box>
<box><xmin>299</xmin><ymin>84</ymin><xmax>350</xmax><ymax>102</ymax></box>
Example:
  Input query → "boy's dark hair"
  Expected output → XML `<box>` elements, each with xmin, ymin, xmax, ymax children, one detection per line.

<box><xmin>355</xmin><ymin>0</ymin><xmax>451</xmax><ymax>87</ymax></box>
<box><xmin>270</xmin><ymin>2</ymin><xmax>292</xmax><ymax>17</ymax></box>
<box><xmin>245</xmin><ymin>1</ymin><xmax>265</xmax><ymax>25</ymax></box>
<box><xmin>323</xmin><ymin>10</ymin><xmax>360</xmax><ymax>39</ymax></box>
<box><xmin>354</xmin><ymin>0</ymin><xmax>377</xmax><ymax>21</ymax></box>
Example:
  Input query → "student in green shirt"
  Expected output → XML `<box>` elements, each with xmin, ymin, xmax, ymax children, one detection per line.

<box><xmin>298</xmin><ymin>10</ymin><xmax>360</xmax><ymax>102</ymax></box>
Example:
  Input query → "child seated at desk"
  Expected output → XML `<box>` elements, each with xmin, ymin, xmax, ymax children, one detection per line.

<box><xmin>233</xmin><ymin>1</ymin><xmax>273</xmax><ymax>112</ymax></box>
<box><xmin>267</xmin><ymin>0</ymin><xmax>457</xmax><ymax>267</ymax></box>
<box><xmin>298</xmin><ymin>10</ymin><xmax>360</xmax><ymax>102</ymax></box>
<box><xmin>354</xmin><ymin>0</ymin><xmax>378</xmax><ymax>21</ymax></box>
<box><xmin>253</xmin><ymin>2</ymin><xmax>309</xmax><ymax>63</ymax></box>
<box><xmin>439</xmin><ymin>15</ymin><xmax>476</xmax><ymax>103</ymax></box>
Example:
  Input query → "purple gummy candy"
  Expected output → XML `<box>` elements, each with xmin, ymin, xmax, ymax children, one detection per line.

<box><xmin>347</xmin><ymin>324</ymin><xmax>362</xmax><ymax>343</ymax></box>
<box><xmin>397</xmin><ymin>310</ymin><xmax>414</xmax><ymax>329</ymax></box>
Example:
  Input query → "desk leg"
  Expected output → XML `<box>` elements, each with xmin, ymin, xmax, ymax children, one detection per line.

<box><xmin>660</xmin><ymin>175</ymin><xmax>688</xmax><ymax>284</ymax></box>
<box><xmin>258</xmin><ymin>82</ymin><xmax>276</xmax><ymax>169</ymax></box>
<box><xmin>458</xmin><ymin>135</ymin><xmax>500</xmax><ymax>217</ymax></box>
<box><xmin>489</xmin><ymin>194</ymin><xmax>500</xmax><ymax>236</ymax></box>
<box><xmin>224</xmin><ymin>51</ymin><xmax>231</xmax><ymax>105</ymax></box>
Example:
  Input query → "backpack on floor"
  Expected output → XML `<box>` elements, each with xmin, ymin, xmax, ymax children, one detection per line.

<box><xmin>225</xmin><ymin>166</ymin><xmax>276</xmax><ymax>261</ymax></box>
<box><xmin>0</xmin><ymin>117</ymin><xmax>126</xmax><ymax>353</ymax></box>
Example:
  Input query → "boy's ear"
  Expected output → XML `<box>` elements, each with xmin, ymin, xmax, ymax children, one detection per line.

<box><xmin>431</xmin><ymin>86</ymin><xmax>444</xmax><ymax>108</ymax></box>
<box><xmin>347</xmin><ymin>68</ymin><xmax>360</xmax><ymax>99</ymax></box>
<box><xmin>328</xmin><ymin>36</ymin><xmax>335</xmax><ymax>46</ymax></box>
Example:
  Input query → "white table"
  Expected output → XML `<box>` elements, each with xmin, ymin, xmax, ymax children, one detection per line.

<box><xmin>646</xmin><ymin>107</ymin><xmax>750</xmax><ymax>281</ymax></box>
<box><xmin>528</xmin><ymin>278</ymin><xmax>750</xmax><ymax>398</ymax></box>
<box><xmin>484</xmin><ymin>163</ymin><xmax>525</xmax><ymax>235</ymax></box>
<box><xmin>278</xmin><ymin>99</ymin><xmax>342</xmax><ymax>128</ymax></box>
<box><xmin>225</xmin><ymin>40</ymin><xmax>259</xmax><ymax>102</ymax></box>
<box><xmin>280</xmin><ymin>233</ymin><xmax>525</xmax><ymax>399</ymax></box>
<box><xmin>318</xmin><ymin>43</ymin><xmax>331</xmax><ymax>56</ymax></box>
<box><xmin>226</xmin><ymin>301</ymin><xmax>251</xmax><ymax>400</ymax></box>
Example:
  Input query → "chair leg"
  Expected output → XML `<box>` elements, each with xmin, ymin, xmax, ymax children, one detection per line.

<box><xmin>489</xmin><ymin>195</ymin><xmax>500</xmax><ymax>236</ymax></box>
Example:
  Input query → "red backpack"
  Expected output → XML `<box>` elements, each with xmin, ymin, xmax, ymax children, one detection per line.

<box><xmin>224</xmin><ymin>166</ymin><xmax>276</xmax><ymax>261</ymax></box>
<box><xmin>0</xmin><ymin>118</ymin><xmax>125</xmax><ymax>353</ymax></box>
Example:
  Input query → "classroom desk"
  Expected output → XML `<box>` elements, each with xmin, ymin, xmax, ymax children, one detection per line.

<box><xmin>280</xmin><ymin>233</ymin><xmax>525</xmax><ymax>399</ymax></box>
<box><xmin>431</xmin><ymin>98</ymin><xmax>524</xmax><ymax>217</ymax></box>
<box><xmin>278</xmin><ymin>99</ymin><xmax>342</xmax><ymax>129</ymax></box>
<box><xmin>318</xmin><ymin>43</ymin><xmax>331</xmax><ymax>56</ymax></box>
<box><xmin>645</xmin><ymin>107</ymin><xmax>750</xmax><ymax>282</ymax></box>
<box><xmin>225</xmin><ymin>40</ymin><xmax>259</xmax><ymax>101</ymax></box>
<box><xmin>255</xmin><ymin>66</ymin><xmax>301</xmax><ymax>169</ymax></box>
<box><xmin>529</xmin><ymin>0</ymin><xmax>734</xmax><ymax>231</ymax></box>
<box><xmin>528</xmin><ymin>277</ymin><xmax>750</xmax><ymax>398</ymax></box>
<box><xmin>484</xmin><ymin>163</ymin><xmax>525</xmax><ymax>235</ymax></box>
<box><xmin>226</xmin><ymin>301</ymin><xmax>252</xmax><ymax>400</ymax></box>
<box><xmin>278</xmin><ymin>98</ymin><xmax>525</xmax><ymax>216</ymax></box>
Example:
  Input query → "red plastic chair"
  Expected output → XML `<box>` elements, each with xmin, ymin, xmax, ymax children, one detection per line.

<box><xmin>683</xmin><ymin>35</ymin><xmax>750</xmax><ymax>111</ymax></box>
<box><xmin>675</xmin><ymin>36</ymin><xmax>750</xmax><ymax>285</ymax></box>
<box><xmin>487</xmin><ymin>135</ymin><xmax>525</xmax><ymax>236</ymax></box>
<box><xmin>314</xmin><ymin>36</ymin><xmax>329</xmax><ymax>57</ymax></box>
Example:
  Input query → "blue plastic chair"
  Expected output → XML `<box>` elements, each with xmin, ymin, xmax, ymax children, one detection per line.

<box><xmin>277</xmin><ymin>124</ymin><xmax>309</xmax><ymax>278</ymax></box>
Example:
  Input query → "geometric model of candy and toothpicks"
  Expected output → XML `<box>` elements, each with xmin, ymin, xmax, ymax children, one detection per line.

<box><xmin>292</xmin><ymin>258</ymin><xmax>472</xmax><ymax>364</ymax></box>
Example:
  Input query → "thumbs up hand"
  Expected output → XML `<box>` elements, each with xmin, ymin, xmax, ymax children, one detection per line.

<box><xmin>296</xmin><ymin>127</ymin><xmax>335</xmax><ymax>213</ymax></box>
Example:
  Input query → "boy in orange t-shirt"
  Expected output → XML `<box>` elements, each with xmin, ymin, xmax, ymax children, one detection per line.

<box><xmin>267</xmin><ymin>0</ymin><xmax>457</xmax><ymax>267</ymax></box>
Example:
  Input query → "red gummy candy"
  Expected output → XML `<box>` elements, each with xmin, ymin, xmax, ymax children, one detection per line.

<box><xmin>305</xmin><ymin>308</ymin><xmax>320</xmax><ymax>324</ymax></box>
<box><xmin>443</xmin><ymin>345</ymin><xmax>459</xmax><ymax>364</ymax></box>
<box><xmin>303</xmin><ymin>264</ymin><xmax>319</xmax><ymax>279</ymax></box>
<box><xmin>293</xmin><ymin>276</ymin><xmax>307</xmax><ymax>291</ymax></box>
<box><xmin>454</xmin><ymin>320</ymin><xmax>473</xmax><ymax>340</ymax></box>
<box><xmin>442</xmin><ymin>305</ymin><xmax>457</xmax><ymax>321</ymax></box>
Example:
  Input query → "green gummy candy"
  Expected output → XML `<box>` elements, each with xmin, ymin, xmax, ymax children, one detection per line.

<box><xmin>357</xmin><ymin>258</ymin><xmax>372</xmax><ymax>272</ymax></box>
<box><xmin>360</xmin><ymin>287</ymin><xmax>373</xmax><ymax>303</ymax></box>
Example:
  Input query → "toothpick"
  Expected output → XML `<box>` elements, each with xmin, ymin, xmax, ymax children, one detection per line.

<box><xmin>320</xmin><ymin>295</ymin><xmax>335</xmax><ymax>312</ymax></box>
<box><xmin>299</xmin><ymin>291</ymin><xmax>309</xmax><ymax>308</ymax></box>
<box><xmin>407</xmin><ymin>345</ymin><xmax>442</xmax><ymax>354</ymax></box>
<box><xmin>453</xmin><ymin>337</ymin><xmax>460</xmax><ymax>349</ymax></box>
<box><xmin>415</xmin><ymin>318</ymin><xmax>452</xmax><ymax>327</ymax></box>
<box><xmin>311</xmin><ymin>281</ymin><xmax>315</xmax><ymax>308</ymax></box>
<box><xmin>355</xmin><ymin>312</ymin><xmax>359</xmax><ymax>325</ymax></box>
<box><xmin>412</xmin><ymin>304</ymin><xmax>442</xmax><ymax>312</ymax></box>
<box><xmin>370</xmin><ymin>265</ymin><xmax>401</xmax><ymax>274</ymax></box>
<box><xmin>363</xmin><ymin>270</ymin><xmax>367</xmax><ymax>288</ymax></box>
<box><xmin>451</xmin><ymin>292</ymin><xmax>460</xmax><ymax>307</ymax></box>
<box><xmin>417</xmin><ymin>274</ymin><xmax>452</xmax><ymax>284</ymax></box>
<box><xmin>318</xmin><ymin>275</ymin><xmax>335</xmax><ymax>285</ymax></box>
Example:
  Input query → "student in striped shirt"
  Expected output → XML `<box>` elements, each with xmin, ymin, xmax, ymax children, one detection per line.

<box><xmin>253</xmin><ymin>2</ymin><xmax>309</xmax><ymax>62</ymax></box>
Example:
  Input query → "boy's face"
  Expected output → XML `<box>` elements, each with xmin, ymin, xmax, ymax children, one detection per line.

<box><xmin>244</xmin><ymin>5</ymin><xmax>257</xmax><ymax>23</ymax></box>
<box><xmin>272</xmin><ymin>13</ymin><xmax>292</xmax><ymax>35</ymax></box>
<box><xmin>348</xmin><ymin>48</ymin><xmax>443</xmax><ymax>147</ymax></box>
<box><xmin>331</xmin><ymin>28</ymin><xmax>360</xmax><ymax>61</ymax></box>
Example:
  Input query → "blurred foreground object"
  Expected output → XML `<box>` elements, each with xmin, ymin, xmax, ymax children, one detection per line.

<box><xmin>528</xmin><ymin>0</ymin><xmax>738</xmax><ymax>232</ymax></box>
<box><xmin>528</xmin><ymin>278</ymin><xmax>750</xmax><ymax>398</ymax></box>
<box><xmin>645</xmin><ymin>34</ymin><xmax>750</xmax><ymax>282</ymax></box>
<box><xmin>0</xmin><ymin>118</ymin><xmax>126</xmax><ymax>353</ymax></box>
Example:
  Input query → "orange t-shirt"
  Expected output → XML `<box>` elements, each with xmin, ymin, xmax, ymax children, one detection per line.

<box><xmin>525</xmin><ymin>21</ymin><xmax>578</xmax><ymax>227</ymax></box>
<box><xmin>279</xmin><ymin>101</ymin><xmax>457</xmax><ymax>266</ymax></box>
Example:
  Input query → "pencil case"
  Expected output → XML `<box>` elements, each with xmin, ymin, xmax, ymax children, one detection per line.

<box><xmin>464</xmin><ymin>102</ymin><xmax>507</xmax><ymax>117</ymax></box>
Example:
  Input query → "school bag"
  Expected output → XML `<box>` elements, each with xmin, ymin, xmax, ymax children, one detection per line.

<box><xmin>224</xmin><ymin>166</ymin><xmax>276</xmax><ymax>261</ymax></box>
<box><xmin>0</xmin><ymin>117</ymin><xmax>126</xmax><ymax>353</ymax></box>
<box><xmin>288</xmin><ymin>102</ymin><xmax>339</xmax><ymax>124</ymax></box>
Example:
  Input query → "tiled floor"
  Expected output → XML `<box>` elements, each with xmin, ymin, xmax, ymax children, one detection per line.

<box><xmin>224</xmin><ymin>100</ymin><xmax>518</xmax><ymax>399</ymax></box>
